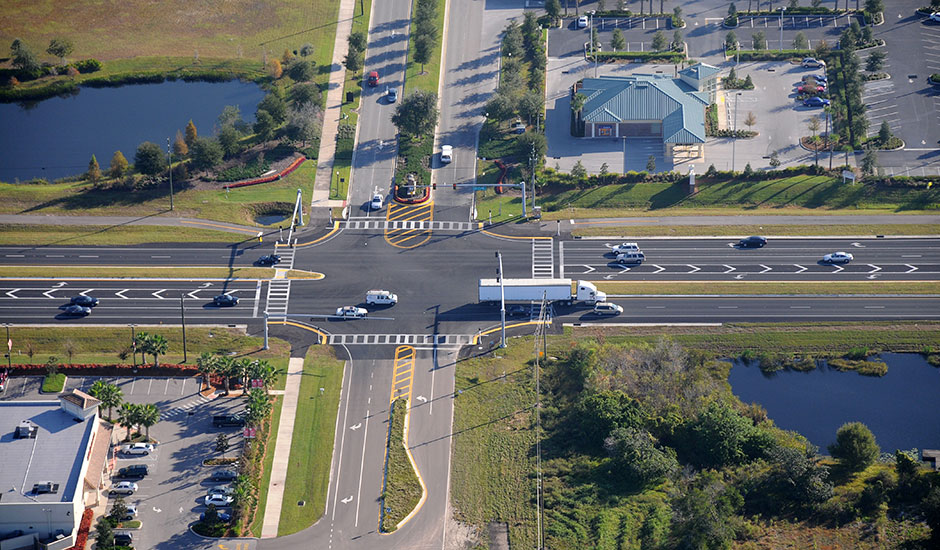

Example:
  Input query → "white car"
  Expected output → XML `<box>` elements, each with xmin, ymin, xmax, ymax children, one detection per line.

<box><xmin>610</xmin><ymin>242</ymin><xmax>640</xmax><ymax>255</ymax></box>
<box><xmin>930</xmin><ymin>12</ymin><xmax>940</xmax><ymax>23</ymax></box>
<box><xmin>110</xmin><ymin>481</ymin><xmax>138</xmax><ymax>495</ymax></box>
<box><xmin>440</xmin><ymin>145</ymin><xmax>453</xmax><ymax>164</ymax></box>
<box><xmin>121</xmin><ymin>443</ymin><xmax>154</xmax><ymax>455</ymax></box>
<box><xmin>577</xmin><ymin>15</ymin><xmax>589</xmax><ymax>28</ymax></box>
<box><xmin>335</xmin><ymin>306</ymin><xmax>368</xmax><ymax>318</ymax></box>
<box><xmin>205</xmin><ymin>494</ymin><xmax>234</xmax><ymax>506</ymax></box>
<box><xmin>593</xmin><ymin>302</ymin><xmax>623</xmax><ymax>316</ymax></box>
<box><xmin>823</xmin><ymin>251</ymin><xmax>854</xmax><ymax>264</ymax></box>
<box><xmin>370</xmin><ymin>193</ymin><xmax>384</xmax><ymax>210</ymax></box>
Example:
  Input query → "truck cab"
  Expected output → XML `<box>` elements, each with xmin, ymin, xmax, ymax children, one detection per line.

<box><xmin>576</xmin><ymin>281</ymin><xmax>606</xmax><ymax>304</ymax></box>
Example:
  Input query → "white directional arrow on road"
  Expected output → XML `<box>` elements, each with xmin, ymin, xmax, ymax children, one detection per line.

<box><xmin>115</xmin><ymin>289</ymin><xmax>130</xmax><ymax>299</ymax></box>
<box><xmin>905</xmin><ymin>264</ymin><xmax>918</xmax><ymax>274</ymax></box>
<box><xmin>152</xmin><ymin>507</ymin><xmax>162</xmax><ymax>513</ymax></box>
<box><xmin>42</xmin><ymin>288</ymin><xmax>59</xmax><ymax>298</ymax></box>
<box><xmin>349</xmin><ymin>423</ymin><xmax>362</xmax><ymax>431</ymax></box>
<box><xmin>341</xmin><ymin>496</ymin><xmax>353</xmax><ymax>504</ymax></box>
<box><xmin>868</xmin><ymin>274</ymin><xmax>881</xmax><ymax>279</ymax></box>
<box><xmin>187</xmin><ymin>290</ymin><xmax>201</xmax><ymax>299</ymax></box>
<box><xmin>851</xmin><ymin>242</ymin><xmax>865</xmax><ymax>248</ymax></box>
<box><xmin>734</xmin><ymin>273</ymin><xmax>746</xmax><ymax>280</ymax></box>
<box><xmin>79</xmin><ymin>289</ymin><xmax>93</xmax><ymax>296</ymax></box>
<box><xmin>867</xmin><ymin>264</ymin><xmax>882</xmax><ymax>274</ymax></box>
<box><xmin>686</xmin><ymin>264</ymin><xmax>701</xmax><ymax>274</ymax></box>
<box><xmin>723</xmin><ymin>265</ymin><xmax>735</xmax><ymax>274</ymax></box>
<box><xmin>152</xmin><ymin>290</ymin><xmax>166</xmax><ymax>299</ymax></box>
<box><xmin>200</xmin><ymin>282</ymin><xmax>212</xmax><ymax>288</ymax></box>
<box><xmin>759</xmin><ymin>265</ymin><xmax>772</xmax><ymax>274</ymax></box>
<box><xmin>582</xmin><ymin>265</ymin><xmax>596</xmax><ymax>274</ymax></box>
<box><xmin>179</xmin><ymin>507</ymin><xmax>183</xmax><ymax>514</ymax></box>
<box><xmin>603</xmin><ymin>266</ymin><xmax>631</xmax><ymax>279</ymax></box>
<box><xmin>793</xmin><ymin>264</ymin><xmax>807</xmax><ymax>274</ymax></box>
<box><xmin>831</xmin><ymin>264</ymin><xmax>844</xmax><ymax>273</ymax></box>
<box><xmin>5</xmin><ymin>289</ymin><xmax>20</xmax><ymax>298</ymax></box>
<box><xmin>54</xmin><ymin>282</ymin><xmax>67</xmax><ymax>287</ymax></box>
<box><xmin>416</xmin><ymin>395</ymin><xmax>427</xmax><ymax>403</ymax></box>
<box><xmin>651</xmin><ymin>264</ymin><xmax>665</xmax><ymax>274</ymax></box>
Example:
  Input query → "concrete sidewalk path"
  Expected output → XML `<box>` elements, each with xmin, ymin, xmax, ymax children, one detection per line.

<box><xmin>260</xmin><ymin>355</ymin><xmax>305</xmax><ymax>538</ymax></box>
<box><xmin>311</xmin><ymin>0</ymin><xmax>358</xmax><ymax>211</ymax></box>
<box><xmin>564</xmin><ymin>214</ymin><xmax>940</xmax><ymax>228</ymax></box>
<box><xmin>0</xmin><ymin>214</ymin><xmax>268</xmax><ymax>235</ymax></box>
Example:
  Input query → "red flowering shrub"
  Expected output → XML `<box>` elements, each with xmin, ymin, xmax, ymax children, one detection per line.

<box><xmin>223</xmin><ymin>156</ymin><xmax>306</xmax><ymax>189</ymax></box>
<box><xmin>66</xmin><ymin>508</ymin><xmax>93</xmax><ymax>550</ymax></box>
<box><xmin>9</xmin><ymin>363</ymin><xmax>198</xmax><ymax>377</ymax></box>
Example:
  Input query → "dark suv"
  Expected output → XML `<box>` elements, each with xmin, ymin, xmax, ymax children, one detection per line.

<box><xmin>213</xmin><ymin>414</ymin><xmax>246</xmax><ymax>427</ymax></box>
<box><xmin>117</xmin><ymin>464</ymin><xmax>149</xmax><ymax>478</ymax></box>
<box><xmin>738</xmin><ymin>236</ymin><xmax>767</xmax><ymax>248</ymax></box>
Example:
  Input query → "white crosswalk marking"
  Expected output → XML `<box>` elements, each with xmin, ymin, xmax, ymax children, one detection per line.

<box><xmin>160</xmin><ymin>394</ymin><xmax>212</xmax><ymax>420</ymax></box>
<box><xmin>276</xmin><ymin>247</ymin><xmax>296</xmax><ymax>270</ymax></box>
<box><xmin>342</xmin><ymin>219</ymin><xmax>478</xmax><ymax>231</ymax></box>
<box><xmin>325</xmin><ymin>333</ymin><xmax>475</xmax><ymax>346</ymax></box>
<box><xmin>265</xmin><ymin>280</ymin><xmax>291</xmax><ymax>317</ymax></box>
<box><xmin>532</xmin><ymin>239</ymin><xmax>554</xmax><ymax>278</ymax></box>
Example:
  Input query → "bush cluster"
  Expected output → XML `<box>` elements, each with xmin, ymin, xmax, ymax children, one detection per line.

<box><xmin>711</xmin><ymin>129</ymin><xmax>758</xmax><ymax>139</ymax></box>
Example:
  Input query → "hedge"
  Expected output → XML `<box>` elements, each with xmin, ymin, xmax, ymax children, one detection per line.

<box><xmin>222</xmin><ymin>156</ymin><xmax>306</xmax><ymax>189</ymax></box>
<box><xmin>727</xmin><ymin>49</ymin><xmax>813</xmax><ymax>61</ymax></box>
<box><xmin>66</xmin><ymin>509</ymin><xmax>94</xmax><ymax>550</ymax></box>
<box><xmin>594</xmin><ymin>50</ymin><xmax>685</xmax><ymax>63</ymax></box>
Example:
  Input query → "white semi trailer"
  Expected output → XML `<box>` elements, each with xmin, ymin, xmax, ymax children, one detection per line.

<box><xmin>478</xmin><ymin>278</ymin><xmax>606</xmax><ymax>305</ymax></box>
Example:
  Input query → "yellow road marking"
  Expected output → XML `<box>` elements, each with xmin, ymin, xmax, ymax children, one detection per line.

<box><xmin>472</xmin><ymin>320</ymin><xmax>551</xmax><ymax>345</ymax></box>
<box><xmin>267</xmin><ymin>320</ymin><xmax>327</xmax><ymax>342</ymax></box>
<box><xmin>390</xmin><ymin>345</ymin><xmax>416</xmax><ymax>403</ymax></box>
<box><xmin>480</xmin><ymin>229</ymin><xmax>553</xmax><ymax>240</ymax></box>
<box><xmin>282</xmin><ymin>221</ymin><xmax>341</xmax><ymax>248</ymax></box>
<box><xmin>385</xmin><ymin>201</ymin><xmax>433</xmax><ymax>249</ymax></box>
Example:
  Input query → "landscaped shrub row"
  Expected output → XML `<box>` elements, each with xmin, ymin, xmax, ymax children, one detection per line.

<box><xmin>728</xmin><ymin>49</ymin><xmax>813</xmax><ymax>61</ymax></box>
<box><xmin>65</xmin><ymin>508</ymin><xmax>93</xmax><ymax>550</ymax></box>
<box><xmin>711</xmin><ymin>129</ymin><xmax>758</xmax><ymax>138</ymax></box>
<box><xmin>594</xmin><ymin>50</ymin><xmax>684</xmax><ymax>63</ymax></box>
<box><xmin>222</xmin><ymin>156</ymin><xmax>306</xmax><ymax>189</ymax></box>
<box><xmin>8</xmin><ymin>363</ymin><xmax>199</xmax><ymax>376</ymax></box>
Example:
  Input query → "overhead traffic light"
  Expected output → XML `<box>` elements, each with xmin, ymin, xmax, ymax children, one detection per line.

<box><xmin>452</xmin><ymin>182</ymin><xmax>457</xmax><ymax>190</ymax></box>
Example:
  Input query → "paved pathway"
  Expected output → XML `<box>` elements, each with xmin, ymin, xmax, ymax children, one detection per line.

<box><xmin>0</xmin><ymin>214</ymin><xmax>267</xmax><ymax>235</ymax></box>
<box><xmin>310</xmin><ymin>0</ymin><xmax>357</xmax><ymax>211</ymax></box>
<box><xmin>562</xmin><ymin>214</ymin><xmax>940</xmax><ymax>229</ymax></box>
<box><xmin>261</xmin><ymin>355</ymin><xmax>306</xmax><ymax>538</ymax></box>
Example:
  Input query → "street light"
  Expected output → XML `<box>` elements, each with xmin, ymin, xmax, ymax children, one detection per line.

<box><xmin>732</xmin><ymin>92</ymin><xmax>742</xmax><ymax>172</ymax></box>
<box><xmin>779</xmin><ymin>7</ymin><xmax>786</xmax><ymax>52</ymax></box>
<box><xmin>3</xmin><ymin>323</ymin><xmax>11</xmax><ymax>370</ymax></box>
<box><xmin>166</xmin><ymin>137</ymin><xmax>174</xmax><ymax>211</ymax></box>
<box><xmin>129</xmin><ymin>324</ymin><xmax>137</xmax><ymax>368</ymax></box>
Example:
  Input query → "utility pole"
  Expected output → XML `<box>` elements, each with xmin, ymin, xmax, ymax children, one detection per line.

<box><xmin>533</xmin><ymin>292</ymin><xmax>547</xmax><ymax>550</ymax></box>
<box><xmin>495</xmin><ymin>251</ymin><xmax>506</xmax><ymax>348</ymax></box>
<box><xmin>732</xmin><ymin>92</ymin><xmax>742</xmax><ymax>172</ymax></box>
<box><xmin>530</xmin><ymin>145</ymin><xmax>538</xmax><ymax>214</ymax></box>
<box><xmin>180</xmin><ymin>293</ymin><xmax>187</xmax><ymax>363</ymax></box>
<box><xmin>779</xmin><ymin>7</ymin><xmax>786</xmax><ymax>52</ymax></box>
<box><xmin>167</xmin><ymin>137</ymin><xmax>174</xmax><ymax>211</ymax></box>
<box><xmin>263</xmin><ymin>312</ymin><xmax>269</xmax><ymax>350</ymax></box>
<box><xmin>129</xmin><ymin>325</ymin><xmax>137</xmax><ymax>368</ymax></box>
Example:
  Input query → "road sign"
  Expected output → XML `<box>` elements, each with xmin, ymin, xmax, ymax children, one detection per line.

<box><xmin>251</xmin><ymin>379</ymin><xmax>263</xmax><ymax>389</ymax></box>
<box><xmin>243</xmin><ymin>427</ymin><xmax>256</xmax><ymax>439</ymax></box>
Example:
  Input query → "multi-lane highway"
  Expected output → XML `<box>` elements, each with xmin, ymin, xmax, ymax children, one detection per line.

<box><xmin>0</xmin><ymin>244</ymin><xmax>276</xmax><ymax>267</ymax></box>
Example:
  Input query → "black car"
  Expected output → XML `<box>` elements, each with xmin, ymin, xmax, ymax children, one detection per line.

<box><xmin>213</xmin><ymin>414</ymin><xmax>246</xmax><ymax>427</ymax></box>
<box><xmin>213</xmin><ymin>294</ymin><xmax>239</xmax><ymax>307</ymax></box>
<box><xmin>70</xmin><ymin>295</ymin><xmax>99</xmax><ymax>307</ymax></box>
<box><xmin>63</xmin><ymin>305</ymin><xmax>91</xmax><ymax>316</ymax></box>
<box><xmin>738</xmin><ymin>236</ymin><xmax>767</xmax><ymax>248</ymax></box>
<box><xmin>200</xmin><ymin>510</ymin><xmax>232</xmax><ymax>522</ymax></box>
<box><xmin>210</xmin><ymin>469</ymin><xmax>238</xmax><ymax>482</ymax></box>
<box><xmin>113</xmin><ymin>532</ymin><xmax>133</xmax><ymax>545</ymax></box>
<box><xmin>257</xmin><ymin>254</ymin><xmax>281</xmax><ymax>266</ymax></box>
<box><xmin>117</xmin><ymin>464</ymin><xmax>149</xmax><ymax>478</ymax></box>
<box><xmin>507</xmin><ymin>304</ymin><xmax>528</xmax><ymax>317</ymax></box>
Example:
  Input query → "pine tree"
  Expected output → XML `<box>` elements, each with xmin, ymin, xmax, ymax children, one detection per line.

<box><xmin>86</xmin><ymin>155</ymin><xmax>101</xmax><ymax>183</ymax></box>
<box><xmin>109</xmin><ymin>151</ymin><xmax>128</xmax><ymax>178</ymax></box>
<box><xmin>185</xmin><ymin>120</ymin><xmax>198</xmax><ymax>148</ymax></box>
<box><xmin>173</xmin><ymin>130</ymin><xmax>188</xmax><ymax>157</ymax></box>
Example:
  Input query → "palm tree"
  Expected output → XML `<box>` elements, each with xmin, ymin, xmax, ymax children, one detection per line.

<box><xmin>118</xmin><ymin>402</ymin><xmax>138</xmax><ymax>442</ymax></box>
<box><xmin>196</xmin><ymin>352</ymin><xmax>219</xmax><ymax>389</ymax></box>
<box><xmin>217</xmin><ymin>356</ymin><xmax>238</xmax><ymax>393</ymax></box>
<box><xmin>148</xmin><ymin>334</ymin><xmax>169</xmax><ymax>367</ymax></box>
<box><xmin>247</xmin><ymin>359</ymin><xmax>279</xmax><ymax>390</ymax></box>
<box><xmin>245</xmin><ymin>388</ymin><xmax>272</xmax><ymax>426</ymax></box>
<box><xmin>138</xmin><ymin>403</ymin><xmax>160</xmax><ymax>441</ymax></box>
<box><xmin>237</xmin><ymin>358</ymin><xmax>254</xmax><ymax>390</ymax></box>
<box><xmin>808</xmin><ymin>116</ymin><xmax>821</xmax><ymax>166</ymax></box>
<box><xmin>89</xmin><ymin>380</ymin><xmax>123</xmax><ymax>421</ymax></box>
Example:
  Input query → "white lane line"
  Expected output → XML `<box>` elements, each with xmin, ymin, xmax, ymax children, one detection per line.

<box><xmin>354</xmin><ymin>408</ymin><xmax>370</xmax><ymax>528</ymax></box>
<box><xmin>790</xmin><ymin>306</ymin><xmax>811</xmax><ymax>309</ymax></box>
<box><xmin>78</xmin><ymin>255</ymin><xmax>99</xmax><ymax>258</ymax></box>
<box><xmin>865</xmin><ymin>306</ymin><xmax>885</xmax><ymax>309</ymax></box>
<box><xmin>4</xmin><ymin>254</ymin><xmax>24</xmax><ymax>257</ymax></box>
<box><xmin>253</xmin><ymin>281</ymin><xmax>262</xmax><ymax>318</ymax></box>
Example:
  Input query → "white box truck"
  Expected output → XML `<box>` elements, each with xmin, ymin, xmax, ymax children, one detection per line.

<box><xmin>478</xmin><ymin>278</ymin><xmax>606</xmax><ymax>305</ymax></box>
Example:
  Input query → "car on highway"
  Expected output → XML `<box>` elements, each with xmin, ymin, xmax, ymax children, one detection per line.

<box><xmin>335</xmin><ymin>306</ymin><xmax>368</xmax><ymax>318</ymax></box>
<box><xmin>116</xmin><ymin>464</ymin><xmax>149</xmax><ymax>478</ymax></box>
<box><xmin>801</xmin><ymin>57</ymin><xmax>825</xmax><ymax>68</ymax></box>
<box><xmin>801</xmin><ymin>74</ymin><xmax>827</xmax><ymax>83</ymax></box>
<box><xmin>367</xmin><ymin>70</ymin><xmax>379</xmax><ymax>87</ymax></box>
<box><xmin>366</xmin><ymin>289</ymin><xmax>397</xmax><ymax>305</ymax></box>
<box><xmin>200</xmin><ymin>510</ymin><xmax>232</xmax><ymax>522</ymax></box>
<box><xmin>593</xmin><ymin>302</ymin><xmax>623</xmax><ymax>316</ymax></box>
<box><xmin>257</xmin><ymin>254</ymin><xmax>281</xmax><ymax>266</ymax></box>
<box><xmin>63</xmin><ymin>305</ymin><xmax>91</xmax><ymax>316</ymax></box>
<box><xmin>206</xmin><ymin>493</ymin><xmax>234</xmax><ymax>506</ymax></box>
<box><xmin>803</xmin><ymin>97</ymin><xmax>831</xmax><ymax>107</ymax></box>
<box><xmin>209</xmin><ymin>469</ymin><xmax>238</xmax><ymax>482</ymax></box>
<box><xmin>610</xmin><ymin>242</ymin><xmax>640</xmax><ymax>254</ymax></box>
<box><xmin>823</xmin><ymin>251</ymin><xmax>854</xmax><ymax>264</ymax></box>
<box><xmin>121</xmin><ymin>443</ymin><xmax>154</xmax><ymax>455</ymax></box>
<box><xmin>738</xmin><ymin>236</ymin><xmax>767</xmax><ymax>248</ymax></box>
<box><xmin>213</xmin><ymin>294</ymin><xmax>239</xmax><ymax>307</ymax></box>
<box><xmin>440</xmin><ymin>145</ymin><xmax>453</xmax><ymax>164</ymax></box>
<box><xmin>578</xmin><ymin>15</ymin><xmax>589</xmax><ymax>28</ymax></box>
<box><xmin>370</xmin><ymin>193</ymin><xmax>384</xmax><ymax>210</ymax></box>
<box><xmin>616</xmin><ymin>252</ymin><xmax>645</xmax><ymax>264</ymax></box>
<box><xmin>798</xmin><ymin>84</ymin><xmax>825</xmax><ymax>94</ymax></box>
<box><xmin>110</xmin><ymin>481</ymin><xmax>138</xmax><ymax>495</ymax></box>
<box><xmin>385</xmin><ymin>86</ymin><xmax>397</xmax><ymax>103</ymax></box>
<box><xmin>70</xmin><ymin>295</ymin><xmax>98</xmax><ymax>307</ymax></box>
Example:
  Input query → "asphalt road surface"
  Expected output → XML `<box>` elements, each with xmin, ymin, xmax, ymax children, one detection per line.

<box><xmin>0</xmin><ymin>244</ymin><xmax>278</xmax><ymax>267</ymax></box>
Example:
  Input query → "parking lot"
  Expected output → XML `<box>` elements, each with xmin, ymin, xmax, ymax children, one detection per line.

<box><xmin>2</xmin><ymin>375</ymin><xmax>248</xmax><ymax>549</ymax></box>
<box><xmin>549</xmin><ymin>17</ymin><xmax>674</xmax><ymax>57</ymax></box>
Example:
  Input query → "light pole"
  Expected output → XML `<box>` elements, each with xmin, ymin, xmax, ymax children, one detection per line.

<box><xmin>179</xmin><ymin>293</ymin><xmax>187</xmax><ymax>363</ymax></box>
<box><xmin>591</xmin><ymin>11</ymin><xmax>598</xmax><ymax>78</ymax></box>
<box><xmin>495</xmin><ymin>251</ymin><xmax>506</xmax><ymax>349</ymax></box>
<box><xmin>779</xmin><ymin>7</ymin><xmax>786</xmax><ymax>52</ymax></box>
<box><xmin>129</xmin><ymin>324</ymin><xmax>137</xmax><ymax>368</ymax></box>
<box><xmin>732</xmin><ymin>92</ymin><xmax>742</xmax><ymax>172</ymax></box>
<box><xmin>3</xmin><ymin>323</ymin><xmax>11</xmax><ymax>369</ymax></box>
<box><xmin>166</xmin><ymin>137</ymin><xmax>174</xmax><ymax>211</ymax></box>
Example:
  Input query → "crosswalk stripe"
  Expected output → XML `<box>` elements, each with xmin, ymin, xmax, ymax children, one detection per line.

<box><xmin>325</xmin><ymin>333</ymin><xmax>474</xmax><ymax>345</ymax></box>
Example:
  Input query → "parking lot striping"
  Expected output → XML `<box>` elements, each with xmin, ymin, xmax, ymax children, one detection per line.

<box><xmin>390</xmin><ymin>346</ymin><xmax>416</xmax><ymax>404</ymax></box>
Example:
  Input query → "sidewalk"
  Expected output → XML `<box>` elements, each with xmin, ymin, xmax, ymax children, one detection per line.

<box><xmin>260</xmin><ymin>355</ymin><xmax>305</xmax><ymax>538</ymax></box>
<box><xmin>310</xmin><ymin>0</ymin><xmax>358</xmax><ymax>211</ymax></box>
<box><xmin>563</xmin><ymin>214</ymin><xmax>940</xmax><ymax>228</ymax></box>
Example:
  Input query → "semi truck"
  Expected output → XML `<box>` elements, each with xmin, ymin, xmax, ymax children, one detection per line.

<box><xmin>478</xmin><ymin>278</ymin><xmax>606</xmax><ymax>305</ymax></box>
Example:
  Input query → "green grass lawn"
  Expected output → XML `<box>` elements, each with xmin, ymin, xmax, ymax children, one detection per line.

<box><xmin>249</xmin><ymin>395</ymin><xmax>284</xmax><ymax>537</ymax></box>
<box><xmin>571</xmin><ymin>223</ymin><xmax>940</xmax><ymax>237</ymax></box>
<box><xmin>474</xmin><ymin>175</ymin><xmax>940</xmax><ymax>222</ymax></box>
<box><xmin>41</xmin><ymin>373</ymin><xmax>66</xmax><ymax>392</ymax></box>
<box><xmin>380</xmin><ymin>398</ymin><xmax>422</xmax><ymax>533</ymax></box>
<box><xmin>276</xmin><ymin>346</ymin><xmax>344</xmax><ymax>536</ymax></box>
<box><xmin>0</xmin><ymin>224</ymin><xmax>249</xmax><ymax>246</ymax></box>
<box><xmin>402</xmin><ymin>0</ymin><xmax>446</xmax><ymax>97</ymax></box>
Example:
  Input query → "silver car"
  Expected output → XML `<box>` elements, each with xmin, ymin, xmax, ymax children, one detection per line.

<box><xmin>823</xmin><ymin>251</ymin><xmax>854</xmax><ymax>264</ymax></box>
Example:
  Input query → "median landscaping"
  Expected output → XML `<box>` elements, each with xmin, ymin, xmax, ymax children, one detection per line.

<box><xmin>381</xmin><ymin>398</ymin><xmax>422</xmax><ymax>533</ymax></box>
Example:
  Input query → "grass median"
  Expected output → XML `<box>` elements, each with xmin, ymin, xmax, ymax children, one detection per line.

<box><xmin>570</xmin><ymin>224</ymin><xmax>940</xmax><ymax>237</ymax></box>
<box><xmin>0</xmin><ymin>223</ymin><xmax>252</xmax><ymax>246</ymax></box>
<box><xmin>594</xmin><ymin>281</ymin><xmax>940</xmax><ymax>296</ymax></box>
<box><xmin>0</xmin><ymin>265</ymin><xmax>275</xmax><ymax>280</ymax></box>
<box><xmin>381</xmin><ymin>398</ymin><xmax>423</xmax><ymax>533</ymax></box>
<box><xmin>276</xmin><ymin>346</ymin><xmax>345</xmax><ymax>536</ymax></box>
<box><xmin>249</xmin><ymin>395</ymin><xmax>284</xmax><ymax>537</ymax></box>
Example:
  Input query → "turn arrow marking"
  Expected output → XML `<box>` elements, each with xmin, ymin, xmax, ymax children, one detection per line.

<box><xmin>200</xmin><ymin>282</ymin><xmax>212</xmax><ymax>288</ymax></box>
<box><xmin>793</xmin><ymin>264</ymin><xmax>807</xmax><ymax>274</ymax></box>
<box><xmin>349</xmin><ymin>423</ymin><xmax>361</xmax><ymax>431</ymax></box>
<box><xmin>867</xmin><ymin>264</ymin><xmax>882</xmax><ymax>274</ymax></box>
<box><xmin>851</xmin><ymin>242</ymin><xmax>865</xmax><ymax>248</ymax></box>
<box><xmin>651</xmin><ymin>264</ymin><xmax>665</xmax><ymax>274</ymax></box>
<box><xmin>5</xmin><ymin>289</ymin><xmax>20</xmax><ymax>298</ymax></box>
<box><xmin>723</xmin><ymin>265</ymin><xmax>735</xmax><ymax>274</ymax></box>
<box><xmin>734</xmin><ymin>274</ymin><xmax>746</xmax><ymax>280</ymax></box>
<box><xmin>152</xmin><ymin>290</ymin><xmax>166</xmax><ymax>299</ymax></box>
<box><xmin>42</xmin><ymin>288</ymin><xmax>59</xmax><ymax>299</ymax></box>
<box><xmin>868</xmin><ymin>274</ymin><xmax>881</xmax><ymax>279</ymax></box>
<box><xmin>341</xmin><ymin>495</ymin><xmax>353</xmax><ymax>504</ymax></box>
<box><xmin>54</xmin><ymin>282</ymin><xmax>67</xmax><ymax>287</ymax></box>
<box><xmin>582</xmin><ymin>265</ymin><xmax>596</xmax><ymax>274</ymax></box>
<box><xmin>686</xmin><ymin>264</ymin><xmax>701</xmax><ymax>274</ymax></box>
<box><xmin>416</xmin><ymin>395</ymin><xmax>427</xmax><ymax>402</ymax></box>
<box><xmin>115</xmin><ymin>289</ymin><xmax>130</xmax><ymax>299</ymax></box>
<box><xmin>153</xmin><ymin>507</ymin><xmax>162</xmax><ymax>513</ymax></box>
<box><xmin>831</xmin><ymin>265</ymin><xmax>844</xmax><ymax>273</ymax></box>
<box><xmin>759</xmin><ymin>264</ymin><xmax>772</xmax><ymax>274</ymax></box>
<box><xmin>905</xmin><ymin>264</ymin><xmax>918</xmax><ymax>274</ymax></box>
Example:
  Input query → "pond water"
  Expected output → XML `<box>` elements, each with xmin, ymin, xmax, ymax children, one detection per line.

<box><xmin>0</xmin><ymin>80</ymin><xmax>265</xmax><ymax>183</ymax></box>
<box><xmin>728</xmin><ymin>353</ymin><xmax>940</xmax><ymax>454</ymax></box>
<box><xmin>254</xmin><ymin>213</ymin><xmax>289</xmax><ymax>226</ymax></box>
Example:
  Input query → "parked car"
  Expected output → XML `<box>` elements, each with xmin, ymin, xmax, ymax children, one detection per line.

<box><xmin>200</xmin><ymin>510</ymin><xmax>232</xmax><ymax>522</ymax></box>
<box><xmin>798</xmin><ymin>84</ymin><xmax>826</xmax><ymax>94</ymax></box>
<box><xmin>335</xmin><ymin>306</ymin><xmax>368</xmax><ymax>318</ymax></box>
<box><xmin>367</xmin><ymin>70</ymin><xmax>379</xmax><ymax>86</ymax></box>
<box><xmin>206</xmin><ymin>494</ymin><xmax>234</xmax><ymax>506</ymax></box>
<box><xmin>738</xmin><ymin>236</ymin><xmax>767</xmax><ymax>248</ymax></box>
<box><xmin>803</xmin><ymin>97</ymin><xmax>831</xmax><ymax>107</ymax></box>
<box><xmin>507</xmin><ymin>304</ymin><xmax>528</xmax><ymax>317</ymax></box>
<box><xmin>208</xmin><ymin>484</ymin><xmax>235</xmax><ymax>497</ymax></box>
<box><xmin>257</xmin><ymin>254</ymin><xmax>281</xmax><ymax>266</ymax></box>
<box><xmin>930</xmin><ymin>12</ymin><xmax>940</xmax><ymax>23</ymax></box>
<box><xmin>511</xmin><ymin>121</ymin><xmax>526</xmax><ymax>134</ymax></box>
<box><xmin>370</xmin><ymin>193</ymin><xmax>384</xmax><ymax>210</ymax></box>
<box><xmin>110</xmin><ymin>481</ymin><xmax>138</xmax><ymax>495</ymax></box>
<box><xmin>386</xmin><ymin>86</ymin><xmax>397</xmax><ymax>103</ymax></box>
<box><xmin>801</xmin><ymin>57</ymin><xmax>825</xmax><ymax>68</ymax></box>
<box><xmin>70</xmin><ymin>295</ymin><xmax>98</xmax><ymax>307</ymax></box>
<box><xmin>118</xmin><ymin>505</ymin><xmax>139</xmax><ymax>521</ymax></box>
<box><xmin>578</xmin><ymin>15</ymin><xmax>589</xmax><ymax>28</ymax></box>
<box><xmin>120</xmin><ymin>443</ymin><xmax>154</xmax><ymax>455</ymax></box>
<box><xmin>113</xmin><ymin>532</ymin><xmax>133</xmax><ymax>546</ymax></box>
<box><xmin>116</xmin><ymin>464</ymin><xmax>149</xmax><ymax>478</ymax></box>
<box><xmin>210</xmin><ymin>469</ymin><xmax>238</xmax><ymax>482</ymax></box>
<box><xmin>593</xmin><ymin>302</ymin><xmax>623</xmax><ymax>316</ymax></box>
<box><xmin>440</xmin><ymin>145</ymin><xmax>453</xmax><ymax>164</ymax></box>
<box><xmin>63</xmin><ymin>305</ymin><xmax>91</xmax><ymax>316</ymax></box>
<box><xmin>213</xmin><ymin>294</ymin><xmax>239</xmax><ymax>307</ymax></box>
<box><xmin>802</xmin><ymin>74</ymin><xmax>827</xmax><ymax>83</ymax></box>
<box><xmin>823</xmin><ymin>251</ymin><xmax>854</xmax><ymax>264</ymax></box>
<box><xmin>213</xmin><ymin>414</ymin><xmax>245</xmax><ymax>427</ymax></box>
